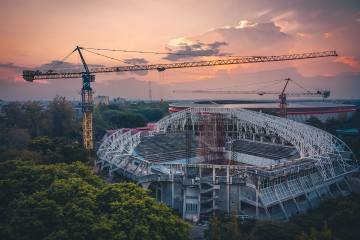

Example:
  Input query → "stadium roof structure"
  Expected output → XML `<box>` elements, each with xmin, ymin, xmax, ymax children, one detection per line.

<box><xmin>97</xmin><ymin>107</ymin><xmax>358</xmax><ymax>182</ymax></box>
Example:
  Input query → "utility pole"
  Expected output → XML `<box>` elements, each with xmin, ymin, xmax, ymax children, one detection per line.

<box><xmin>148</xmin><ymin>80</ymin><xmax>152</xmax><ymax>102</ymax></box>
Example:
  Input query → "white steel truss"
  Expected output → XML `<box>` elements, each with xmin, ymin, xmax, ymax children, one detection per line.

<box><xmin>97</xmin><ymin>107</ymin><xmax>358</xmax><ymax>181</ymax></box>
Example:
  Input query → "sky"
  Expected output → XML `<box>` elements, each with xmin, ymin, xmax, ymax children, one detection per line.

<box><xmin>0</xmin><ymin>0</ymin><xmax>360</xmax><ymax>101</ymax></box>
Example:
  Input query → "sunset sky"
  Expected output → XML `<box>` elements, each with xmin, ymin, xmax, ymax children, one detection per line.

<box><xmin>1</xmin><ymin>0</ymin><xmax>359</xmax><ymax>101</ymax></box>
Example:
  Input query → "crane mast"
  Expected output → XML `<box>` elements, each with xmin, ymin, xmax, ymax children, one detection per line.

<box><xmin>76</xmin><ymin>46</ymin><xmax>95</xmax><ymax>150</ymax></box>
<box><xmin>23</xmin><ymin>48</ymin><xmax>337</xmax><ymax>151</ymax></box>
<box><xmin>279</xmin><ymin>78</ymin><xmax>291</xmax><ymax>117</ymax></box>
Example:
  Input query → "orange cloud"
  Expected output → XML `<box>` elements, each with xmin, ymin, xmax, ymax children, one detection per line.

<box><xmin>324</xmin><ymin>32</ymin><xmax>333</xmax><ymax>39</ymax></box>
<box><xmin>335</xmin><ymin>56</ymin><xmax>360</xmax><ymax>70</ymax></box>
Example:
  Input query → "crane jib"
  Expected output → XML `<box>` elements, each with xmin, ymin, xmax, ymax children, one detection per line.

<box><xmin>23</xmin><ymin>51</ymin><xmax>337</xmax><ymax>81</ymax></box>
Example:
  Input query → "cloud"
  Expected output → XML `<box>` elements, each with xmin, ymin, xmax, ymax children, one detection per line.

<box><xmin>36</xmin><ymin>60</ymin><xmax>104</xmax><ymax>73</ymax></box>
<box><xmin>163</xmin><ymin>20</ymin><xmax>293</xmax><ymax>61</ymax></box>
<box><xmin>163</xmin><ymin>41</ymin><xmax>228</xmax><ymax>61</ymax></box>
<box><xmin>335</xmin><ymin>56</ymin><xmax>360</xmax><ymax>70</ymax></box>
<box><xmin>0</xmin><ymin>62</ymin><xmax>24</xmax><ymax>84</ymax></box>
<box><xmin>0</xmin><ymin>63</ymin><xmax>23</xmax><ymax>70</ymax></box>
<box><xmin>123</xmin><ymin>58</ymin><xmax>148</xmax><ymax>65</ymax></box>
<box><xmin>122</xmin><ymin>58</ymin><xmax>149</xmax><ymax>75</ymax></box>
<box><xmin>190</xmin><ymin>21</ymin><xmax>293</xmax><ymax>57</ymax></box>
<box><xmin>0</xmin><ymin>60</ymin><xmax>105</xmax><ymax>84</ymax></box>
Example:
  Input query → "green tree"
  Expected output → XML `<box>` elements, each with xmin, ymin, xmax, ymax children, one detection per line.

<box><xmin>251</xmin><ymin>221</ymin><xmax>300</xmax><ymax>240</ymax></box>
<box><xmin>0</xmin><ymin>160</ymin><xmax>190</xmax><ymax>240</ymax></box>
<box><xmin>208</xmin><ymin>215</ymin><xmax>222</xmax><ymax>240</ymax></box>
<box><xmin>22</xmin><ymin>101</ymin><xmax>44</xmax><ymax>137</ymax></box>
<box><xmin>295</xmin><ymin>225</ymin><xmax>333</xmax><ymax>240</ymax></box>
<box><xmin>306</xmin><ymin>116</ymin><xmax>324</xmax><ymax>129</ymax></box>
<box><xmin>224</xmin><ymin>212</ymin><xmax>242</xmax><ymax>240</ymax></box>
<box><xmin>47</xmin><ymin>96</ymin><xmax>79</xmax><ymax>139</ymax></box>
<box><xmin>0</xmin><ymin>128</ymin><xmax>30</xmax><ymax>151</ymax></box>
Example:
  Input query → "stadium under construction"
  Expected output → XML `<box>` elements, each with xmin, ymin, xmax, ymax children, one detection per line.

<box><xmin>97</xmin><ymin>107</ymin><xmax>359</xmax><ymax>221</ymax></box>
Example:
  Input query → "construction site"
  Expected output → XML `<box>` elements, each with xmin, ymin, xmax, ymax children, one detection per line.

<box><xmin>23</xmin><ymin>47</ymin><xmax>359</xmax><ymax>221</ymax></box>
<box><xmin>97</xmin><ymin>107</ymin><xmax>358</xmax><ymax>221</ymax></box>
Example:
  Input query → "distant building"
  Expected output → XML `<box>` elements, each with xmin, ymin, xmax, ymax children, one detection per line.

<box><xmin>336</xmin><ymin>128</ymin><xmax>359</xmax><ymax>136</ymax></box>
<box><xmin>112</xmin><ymin>97</ymin><xmax>126</xmax><ymax>104</ymax></box>
<box><xmin>94</xmin><ymin>96</ymin><xmax>110</xmax><ymax>106</ymax></box>
<box><xmin>169</xmin><ymin>100</ymin><xmax>357</xmax><ymax>123</ymax></box>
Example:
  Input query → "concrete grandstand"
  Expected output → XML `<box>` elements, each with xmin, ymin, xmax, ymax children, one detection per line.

<box><xmin>97</xmin><ymin>107</ymin><xmax>359</xmax><ymax>221</ymax></box>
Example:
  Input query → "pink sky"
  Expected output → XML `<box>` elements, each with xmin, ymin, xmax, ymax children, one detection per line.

<box><xmin>1</xmin><ymin>0</ymin><xmax>360</xmax><ymax>100</ymax></box>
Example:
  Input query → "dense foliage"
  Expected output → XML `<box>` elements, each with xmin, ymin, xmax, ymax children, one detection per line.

<box><xmin>0</xmin><ymin>160</ymin><xmax>190</xmax><ymax>240</ymax></box>
<box><xmin>0</xmin><ymin>97</ymin><xmax>189</xmax><ymax>239</ymax></box>
<box><xmin>93</xmin><ymin>101</ymin><xmax>169</xmax><ymax>140</ymax></box>
<box><xmin>0</xmin><ymin>96</ymin><xmax>86</xmax><ymax>163</ymax></box>
<box><xmin>0</xmin><ymin>97</ymin><xmax>169</xmax><ymax>163</ymax></box>
<box><xmin>306</xmin><ymin>110</ymin><xmax>360</xmax><ymax>158</ymax></box>
<box><xmin>206</xmin><ymin>194</ymin><xmax>360</xmax><ymax>240</ymax></box>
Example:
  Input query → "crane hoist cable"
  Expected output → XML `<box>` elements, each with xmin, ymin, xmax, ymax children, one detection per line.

<box><xmin>83</xmin><ymin>46</ymin><xmax>258</xmax><ymax>58</ymax></box>
<box><xmin>82</xmin><ymin>48</ymin><xmax>140</xmax><ymax>66</ymax></box>
<box><xmin>253</xmin><ymin>79</ymin><xmax>284</xmax><ymax>92</ymax></box>
<box><xmin>290</xmin><ymin>79</ymin><xmax>313</xmax><ymax>94</ymax></box>
<box><xmin>205</xmin><ymin>79</ymin><xmax>283</xmax><ymax>91</ymax></box>
<box><xmin>42</xmin><ymin>48</ymin><xmax>77</xmax><ymax>72</ymax></box>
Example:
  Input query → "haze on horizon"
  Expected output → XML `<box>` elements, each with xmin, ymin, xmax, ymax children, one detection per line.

<box><xmin>1</xmin><ymin>0</ymin><xmax>360</xmax><ymax>101</ymax></box>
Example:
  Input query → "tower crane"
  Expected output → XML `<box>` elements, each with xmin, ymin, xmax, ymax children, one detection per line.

<box><xmin>174</xmin><ymin>78</ymin><xmax>331</xmax><ymax>117</ymax></box>
<box><xmin>23</xmin><ymin>47</ymin><xmax>337</xmax><ymax>151</ymax></box>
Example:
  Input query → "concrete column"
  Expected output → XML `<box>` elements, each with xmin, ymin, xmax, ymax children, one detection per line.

<box><xmin>326</xmin><ymin>184</ymin><xmax>334</xmax><ymax>197</ymax></box>
<box><xmin>227</xmin><ymin>166</ymin><xmax>230</xmax><ymax>214</ymax></box>
<box><xmin>256</xmin><ymin>177</ymin><xmax>260</xmax><ymax>218</ymax></box>
<box><xmin>273</xmin><ymin>185</ymin><xmax>289</xmax><ymax>220</ymax></box>
<box><xmin>182</xmin><ymin>188</ymin><xmax>186</xmax><ymax>218</ymax></box>
<box><xmin>298</xmin><ymin>179</ymin><xmax>313</xmax><ymax>208</ymax></box>
<box><xmin>237</xmin><ymin>184</ymin><xmax>241</xmax><ymax>214</ymax></box>
<box><xmin>212</xmin><ymin>166</ymin><xmax>216</xmax><ymax>184</ymax></box>
<box><xmin>172</xmin><ymin>182</ymin><xmax>175</xmax><ymax>207</ymax></box>
<box><xmin>336</xmin><ymin>182</ymin><xmax>345</xmax><ymax>196</ymax></box>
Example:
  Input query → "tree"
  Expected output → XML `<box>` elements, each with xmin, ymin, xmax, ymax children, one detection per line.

<box><xmin>295</xmin><ymin>225</ymin><xmax>333</xmax><ymax>240</ymax></box>
<box><xmin>47</xmin><ymin>96</ymin><xmax>79</xmax><ymax>139</ymax></box>
<box><xmin>22</xmin><ymin>101</ymin><xmax>44</xmax><ymax>137</ymax></box>
<box><xmin>224</xmin><ymin>212</ymin><xmax>242</xmax><ymax>240</ymax></box>
<box><xmin>0</xmin><ymin>161</ymin><xmax>190</xmax><ymax>240</ymax></box>
<box><xmin>0</xmin><ymin>128</ymin><xmax>30</xmax><ymax>151</ymax></box>
<box><xmin>306</xmin><ymin>117</ymin><xmax>324</xmax><ymax>129</ymax></box>
<box><xmin>251</xmin><ymin>221</ymin><xmax>300</xmax><ymax>240</ymax></box>
<box><xmin>2</xmin><ymin>102</ymin><xmax>25</xmax><ymax>128</ymax></box>
<box><xmin>208</xmin><ymin>215</ymin><xmax>222</xmax><ymax>240</ymax></box>
<box><xmin>28</xmin><ymin>136</ymin><xmax>87</xmax><ymax>164</ymax></box>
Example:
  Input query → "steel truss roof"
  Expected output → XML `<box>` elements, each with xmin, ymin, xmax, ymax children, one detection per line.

<box><xmin>97</xmin><ymin>107</ymin><xmax>358</xmax><ymax>180</ymax></box>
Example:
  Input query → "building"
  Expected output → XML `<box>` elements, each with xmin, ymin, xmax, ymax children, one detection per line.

<box><xmin>94</xmin><ymin>95</ymin><xmax>110</xmax><ymax>106</ymax></box>
<box><xmin>169</xmin><ymin>100</ymin><xmax>357</xmax><ymax>123</ymax></box>
<box><xmin>97</xmin><ymin>107</ymin><xmax>359</xmax><ymax>221</ymax></box>
<box><xmin>112</xmin><ymin>97</ymin><xmax>126</xmax><ymax>104</ymax></box>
